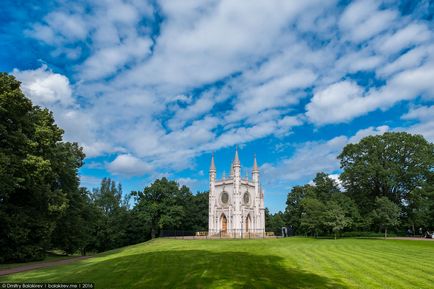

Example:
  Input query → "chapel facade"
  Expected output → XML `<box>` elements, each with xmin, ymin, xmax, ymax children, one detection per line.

<box><xmin>208</xmin><ymin>148</ymin><xmax>265</xmax><ymax>236</ymax></box>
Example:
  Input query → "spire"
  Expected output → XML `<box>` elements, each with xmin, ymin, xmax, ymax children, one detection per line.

<box><xmin>210</xmin><ymin>152</ymin><xmax>216</xmax><ymax>172</ymax></box>
<box><xmin>233</xmin><ymin>145</ymin><xmax>240</xmax><ymax>166</ymax></box>
<box><xmin>253</xmin><ymin>154</ymin><xmax>259</xmax><ymax>172</ymax></box>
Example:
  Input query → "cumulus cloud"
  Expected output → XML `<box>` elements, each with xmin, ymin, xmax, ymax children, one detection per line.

<box><xmin>306</xmin><ymin>60</ymin><xmax>434</xmax><ymax>126</ymax></box>
<box><xmin>12</xmin><ymin>65</ymin><xmax>74</xmax><ymax>107</ymax></box>
<box><xmin>306</xmin><ymin>81</ymin><xmax>365</xmax><ymax>125</ymax></box>
<box><xmin>15</xmin><ymin>0</ymin><xmax>434</xmax><ymax>179</ymax></box>
<box><xmin>107</xmin><ymin>154</ymin><xmax>152</xmax><ymax>176</ymax></box>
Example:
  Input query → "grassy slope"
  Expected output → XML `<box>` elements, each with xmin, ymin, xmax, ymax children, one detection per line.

<box><xmin>1</xmin><ymin>238</ymin><xmax>433</xmax><ymax>289</ymax></box>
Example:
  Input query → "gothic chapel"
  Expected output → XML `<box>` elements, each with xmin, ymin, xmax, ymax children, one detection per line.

<box><xmin>208</xmin><ymin>148</ymin><xmax>265</xmax><ymax>236</ymax></box>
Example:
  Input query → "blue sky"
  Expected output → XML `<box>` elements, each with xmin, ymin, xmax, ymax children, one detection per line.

<box><xmin>1</xmin><ymin>0</ymin><xmax>434</xmax><ymax>212</ymax></box>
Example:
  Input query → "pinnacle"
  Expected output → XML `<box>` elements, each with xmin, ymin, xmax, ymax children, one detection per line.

<box><xmin>210</xmin><ymin>152</ymin><xmax>216</xmax><ymax>171</ymax></box>
<box><xmin>253</xmin><ymin>154</ymin><xmax>259</xmax><ymax>172</ymax></box>
<box><xmin>233</xmin><ymin>145</ymin><xmax>240</xmax><ymax>166</ymax></box>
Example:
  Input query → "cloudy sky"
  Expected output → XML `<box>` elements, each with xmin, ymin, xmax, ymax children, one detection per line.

<box><xmin>2</xmin><ymin>0</ymin><xmax>434</xmax><ymax>212</ymax></box>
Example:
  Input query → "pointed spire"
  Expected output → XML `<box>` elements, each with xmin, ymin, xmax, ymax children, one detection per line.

<box><xmin>233</xmin><ymin>145</ymin><xmax>240</xmax><ymax>166</ymax></box>
<box><xmin>253</xmin><ymin>154</ymin><xmax>259</xmax><ymax>172</ymax></box>
<box><xmin>210</xmin><ymin>152</ymin><xmax>216</xmax><ymax>172</ymax></box>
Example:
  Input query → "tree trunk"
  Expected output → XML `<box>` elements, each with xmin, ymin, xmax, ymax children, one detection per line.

<box><xmin>385</xmin><ymin>227</ymin><xmax>387</xmax><ymax>239</ymax></box>
<box><xmin>151</xmin><ymin>228</ymin><xmax>156</xmax><ymax>239</ymax></box>
<box><xmin>412</xmin><ymin>223</ymin><xmax>415</xmax><ymax>237</ymax></box>
<box><xmin>334</xmin><ymin>232</ymin><xmax>337</xmax><ymax>240</ymax></box>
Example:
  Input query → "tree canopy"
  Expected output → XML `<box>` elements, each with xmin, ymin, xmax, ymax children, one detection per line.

<box><xmin>0</xmin><ymin>73</ymin><xmax>85</xmax><ymax>262</ymax></box>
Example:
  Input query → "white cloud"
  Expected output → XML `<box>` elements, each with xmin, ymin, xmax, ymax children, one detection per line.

<box><xmin>401</xmin><ymin>105</ymin><xmax>434</xmax><ymax>142</ymax></box>
<box><xmin>378</xmin><ymin>44</ymin><xmax>434</xmax><ymax>77</ymax></box>
<box><xmin>340</xmin><ymin>0</ymin><xmax>397</xmax><ymax>43</ymax></box>
<box><xmin>13</xmin><ymin>65</ymin><xmax>74</xmax><ymax>107</ymax></box>
<box><xmin>18</xmin><ymin>0</ymin><xmax>434</xmax><ymax>176</ymax></box>
<box><xmin>378</xmin><ymin>23</ymin><xmax>432</xmax><ymax>54</ymax></box>
<box><xmin>107</xmin><ymin>154</ymin><xmax>152</xmax><ymax>176</ymax></box>
<box><xmin>306</xmin><ymin>81</ymin><xmax>365</xmax><ymax>125</ymax></box>
<box><xmin>262</xmin><ymin>125</ymin><xmax>389</xmax><ymax>185</ymax></box>
<box><xmin>306</xmin><ymin>60</ymin><xmax>434</xmax><ymax>126</ymax></box>
<box><xmin>80</xmin><ymin>37</ymin><xmax>152</xmax><ymax>80</ymax></box>
<box><xmin>79</xmin><ymin>175</ymin><xmax>102</xmax><ymax>188</ymax></box>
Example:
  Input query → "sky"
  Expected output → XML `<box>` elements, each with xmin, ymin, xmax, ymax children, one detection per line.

<box><xmin>1</xmin><ymin>0</ymin><xmax>434</xmax><ymax>212</ymax></box>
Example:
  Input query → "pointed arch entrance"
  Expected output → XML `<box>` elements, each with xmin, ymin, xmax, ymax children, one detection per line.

<box><xmin>245</xmin><ymin>214</ymin><xmax>251</xmax><ymax>233</ymax></box>
<box><xmin>220</xmin><ymin>214</ymin><xmax>227</xmax><ymax>233</ymax></box>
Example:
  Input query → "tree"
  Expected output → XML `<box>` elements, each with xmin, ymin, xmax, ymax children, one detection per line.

<box><xmin>300</xmin><ymin>197</ymin><xmax>325</xmax><ymax>237</ymax></box>
<box><xmin>285</xmin><ymin>184</ymin><xmax>315</xmax><ymax>235</ymax></box>
<box><xmin>370</xmin><ymin>197</ymin><xmax>401</xmax><ymax>238</ymax></box>
<box><xmin>339</xmin><ymin>132</ymin><xmax>434</xmax><ymax>218</ymax></box>
<box><xmin>51</xmin><ymin>187</ymin><xmax>95</xmax><ymax>255</ymax></box>
<box><xmin>406</xmin><ymin>174</ymin><xmax>434</xmax><ymax>233</ymax></box>
<box><xmin>323</xmin><ymin>201</ymin><xmax>352</xmax><ymax>239</ymax></box>
<box><xmin>188</xmin><ymin>191</ymin><xmax>209</xmax><ymax>231</ymax></box>
<box><xmin>132</xmin><ymin>178</ymin><xmax>189</xmax><ymax>238</ymax></box>
<box><xmin>313</xmin><ymin>172</ymin><xmax>340</xmax><ymax>202</ymax></box>
<box><xmin>265</xmin><ymin>209</ymin><xmax>286</xmax><ymax>235</ymax></box>
<box><xmin>90</xmin><ymin>178</ymin><xmax>131</xmax><ymax>252</ymax></box>
<box><xmin>0</xmin><ymin>73</ymin><xmax>84</xmax><ymax>262</ymax></box>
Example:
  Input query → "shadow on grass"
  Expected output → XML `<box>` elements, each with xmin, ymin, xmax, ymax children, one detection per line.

<box><xmin>2</xmin><ymin>250</ymin><xmax>348</xmax><ymax>289</ymax></box>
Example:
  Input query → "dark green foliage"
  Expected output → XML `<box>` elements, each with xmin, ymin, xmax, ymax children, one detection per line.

<box><xmin>89</xmin><ymin>178</ymin><xmax>132</xmax><ymax>252</ymax></box>
<box><xmin>338</xmin><ymin>132</ymin><xmax>434</xmax><ymax>216</ymax></box>
<box><xmin>187</xmin><ymin>191</ymin><xmax>209</xmax><ymax>231</ymax></box>
<box><xmin>370</xmin><ymin>196</ymin><xmax>401</xmax><ymax>238</ymax></box>
<box><xmin>285</xmin><ymin>132</ymin><xmax>433</xmax><ymax>238</ymax></box>
<box><xmin>51</xmin><ymin>188</ymin><xmax>96</xmax><ymax>255</ymax></box>
<box><xmin>300</xmin><ymin>197</ymin><xmax>326</xmax><ymax>237</ymax></box>
<box><xmin>284</xmin><ymin>185</ymin><xmax>315</xmax><ymax>235</ymax></box>
<box><xmin>0</xmin><ymin>73</ymin><xmax>84</xmax><ymax>262</ymax></box>
<box><xmin>265</xmin><ymin>209</ymin><xmax>286</xmax><ymax>235</ymax></box>
<box><xmin>406</xmin><ymin>173</ymin><xmax>434</xmax><ymax>232</ymax></box>
<box><xmin>322</xmin><ymin>201</ymin><xmax>352</xmax><ymax>239</ymax></box>
<box><xmin>284</xmin><ymin>173</ymin><xmax>357</xmax><ymax>237</ymax></box>
<box><xmin>132</xmin><ymin>178</ymin><xmax>208</xmax><ymax>238</ymax></box>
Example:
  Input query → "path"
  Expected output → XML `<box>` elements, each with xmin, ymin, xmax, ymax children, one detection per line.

<box><xmin>0</xmin><ymin>256</ymin><xmax>91</xmax><ymax>276</ymax></box>
<box><xmin>388</xmin><ymin>237</ymin><xmax>434</xmax><ymax>241</ymax></box>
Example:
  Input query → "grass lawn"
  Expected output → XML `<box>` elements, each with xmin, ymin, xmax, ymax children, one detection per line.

<box><xmin>1</xmin><ymin>237</ymin><xmax>433</xmax><ymax>288</ymax></box>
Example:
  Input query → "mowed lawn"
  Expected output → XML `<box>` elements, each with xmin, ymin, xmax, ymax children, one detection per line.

<box><xmin>1</xmin><ymin>238</ymin><xmax>434</xmax><ymax>289</ymax></box>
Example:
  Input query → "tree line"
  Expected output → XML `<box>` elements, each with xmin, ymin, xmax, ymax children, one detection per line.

<box><xmin>280</xmin><ymin>132</ymin><xmax>434</xmax><ymax>238</ymax></box>
<box><xmin>1</xmin><ymin>72</ymin><xmax>433</xmax><ymax>263</ymax></box>
<box><xmin>0</xmin><ymin>73</ymin><xmax>208</xmax><ymax>262</ymax></box>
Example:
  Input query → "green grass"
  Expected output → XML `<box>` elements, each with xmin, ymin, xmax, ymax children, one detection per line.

<box><xmin>1</xmin><ymin>238</ymin><xmax>434</xmax><ymax>288</ymax></box>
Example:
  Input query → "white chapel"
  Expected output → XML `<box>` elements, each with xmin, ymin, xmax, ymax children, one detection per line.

<box><xmin>208</xmin><ymin>147</ymin><xmax>265</xmax><ymax>236</ymax></box>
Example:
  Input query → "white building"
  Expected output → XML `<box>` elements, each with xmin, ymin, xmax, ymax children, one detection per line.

<box><xmin>208</xmin><ymin>148</ymin><xmax>265</xmax><ymax>236</ymax></box>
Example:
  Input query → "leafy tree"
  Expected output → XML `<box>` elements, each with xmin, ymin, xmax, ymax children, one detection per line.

<box><xmin>265</xmin><ymin>209</ymin><xmax>286</xmax><ymax>235</ymax></box>
<box><xmin>323</xmin><ymin>201</ymin><xmax>352</xmax><ymax>239</ymax></box>
<box><xmin>338</xmin><ymin>132</ymin><xmax>434</xmax><ymax>218</ymax></box>
<box><xmin>370</xmin><ymin>197</ymin><xmax>401</xmax><ymax>238</ymax></box>
<box><xmin>406</xmin><ymin>174</ymin><xmax>434</xmax><ymax>233</ymax></box>
<box><xmin>90</xmin><ymin>178</ymin><xmax>131</xmax><ymax>252</ymax></box>
<box><xmin>330</xmin><ymin>192</ymin><xmax>362</xmax><ymax>230</ymax></box>
<box><xmin>188</xmin><ymin>191</ymin><xmax>209</xmax><ymax>231</ymax></box>
<box><xmin>313</xmin><ymin>172</ymin><xmax>340</xmax><ymax>202</ymax></box>
<box><xmin>132</xmin><ymin>178</ymin><xmax>188</xmax><ymax>238</ymax></box>
<box><xmin>0</xmin><ymin>73</ymin><xmax>84</xmax><ymax>262</ymax></box>
<box><xmin>285</xmin><ymin>184</ymin><xmax>315</xmax><ymax>234</ymax></box>
<box><xmin>300</xmin><ymin>197</ymin><xmax>325</xmax><ymax>237</ymax></box>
